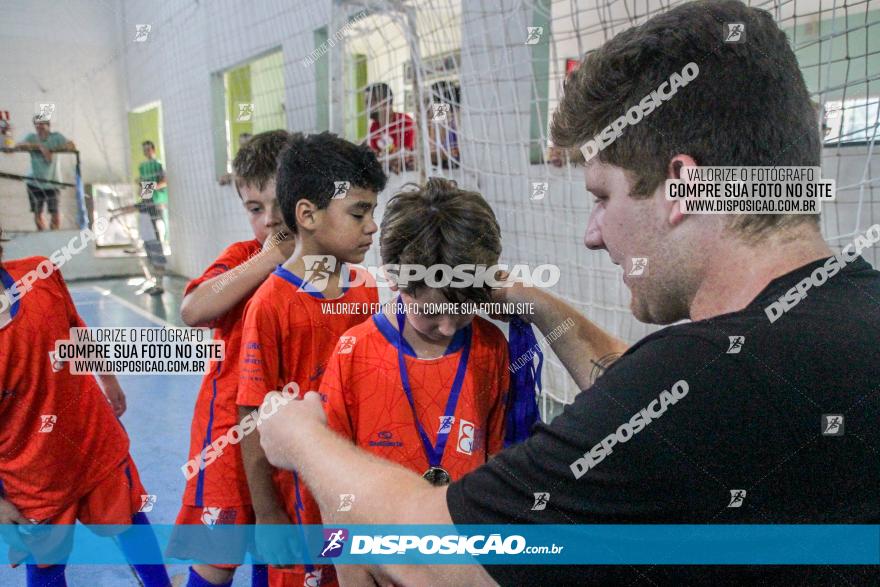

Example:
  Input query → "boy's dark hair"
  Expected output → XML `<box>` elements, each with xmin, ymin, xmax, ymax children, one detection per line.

<box><xmin>430</xmin><ymin>81</ymin><xmax>460</xmax><ymax>106</ymax></box>
<box><xmin>380</xmin><ymin>177</ymin><xmax>502</xmax><ymax>304</ymax></box>
<box><xmin>551</xmin><ymin>0</ymin><xmax>821</xmax><ymax>239</ymax></box>
<box><xmin>233</xmin><ymin>130</ymin><xmax>295</xmax><ymax>193</ymax></box>
<box><xmin>142</xmin><ymin>140</ymin><xmax>155</xmax><ymax>149</ymax></box>
<box><xmin>365</xmin><ymin>83</ymin><xmax>392</xmax><ymax>101</ymax></box>
<box><xmin>276</xmin><ymin>132</ymin><xmax>387</xmax><ymax>232</ymax></box>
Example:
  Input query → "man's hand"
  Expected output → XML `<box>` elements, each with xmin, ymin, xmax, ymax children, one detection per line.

<box><xmin>487</xmin><ymin>270</ymin><xmax>537</xmax><ymax>324</ymax></box>
<box><xmin>262</xmin><ymin>230</ymin><xmax>296</xmax><ymax>265</ymax></box>
<box><xmin>257</xmin><ymin>391</ymin><xmax>326</xmax><ymax>471</ymax></box>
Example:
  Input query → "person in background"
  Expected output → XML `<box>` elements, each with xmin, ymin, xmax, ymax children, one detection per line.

<box><xmin>16</xmin><ymin>116</ymin><xmax>73</xmax><ymax>231</ymax></box>
<box><xmin>138</xmin><ymin>140</ymin><xmax>169</xmax><ymax>244</ymax></box>
<box><xmin>364</xmin><ymin>83</ymin><xmax>415</xmax><ymax>174</ymax></box>
<box><xmin>426</xmin><ymin>81</ymin><xmax>460</xmax><ymax>168</ymax></box>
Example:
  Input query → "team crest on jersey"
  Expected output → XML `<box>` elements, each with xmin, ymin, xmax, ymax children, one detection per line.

<box><xmin>337</xmin><ymin>336</ymin><xmax>356</xmax><ymax>354</ymax></box>
<box><xmin>39</xmin><ymin>414</ymin><xmax>57</xmax><ymax>433</ymax></box>
<box><xmin>201</xmin><ymin>507</ymin><xmax>237</xmax><ymax>527</ymax></box>
<box><xmin>456</xmin><ymin>419</ymin><xmax>475</xmax><ymax>455</ymax></box>
<box><xmin>48</xmin><ymin>350</ymin><xmax>63</xmax><ymax>373</ymax></box>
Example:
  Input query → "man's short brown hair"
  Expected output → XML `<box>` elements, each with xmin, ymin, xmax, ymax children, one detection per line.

<box><xmin>233</xmin><ymin>130</ymin><xmax>298</xmax><ymax>193</ymax></box>
<box><xmin>380</xmin><ymin>177</ymin><xmax>502</xmax><ymax>304</ymax></box>
<box><xmin>551</xmin><ymin>0</ymin><xmax>821</xmax><ymax>239</ymax></box>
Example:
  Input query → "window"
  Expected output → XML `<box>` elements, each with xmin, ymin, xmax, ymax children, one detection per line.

<box><xmin>212</xmin><ymin>49</ymin><xmax>286</xmax><ymax>179</ymax></box>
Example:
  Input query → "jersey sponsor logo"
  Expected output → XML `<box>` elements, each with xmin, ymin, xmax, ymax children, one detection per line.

<box><xmin>456</xmin><ymin>419</ymin><xmax>475</xmax><ymax>455</ymax></box>
<box><xmin>38</xmin><ymin>414</ymin><xmax>57</xmax><ymax>433</ymax></box>
<box><xmin>369</xmin><ymin>431</ymin><xmax>402</xmax><ymax>447</ymax></box>
<box><xmin>337</xmin><ymin>336</ymin><xmax>356</xmax><ymax>354</ymax></box>
<box><xmin>201</xmin><ymin>506</ymin><xmax>237</xmax><ymax>527</ymax></box>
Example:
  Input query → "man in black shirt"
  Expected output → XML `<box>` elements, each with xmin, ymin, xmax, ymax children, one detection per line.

<box><xmin>256</xmin><ymin>0</ymin><xmax>879</xmax><ymax>584</ymax></box>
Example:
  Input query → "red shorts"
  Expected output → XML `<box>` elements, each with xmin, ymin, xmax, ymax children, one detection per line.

<box><xmin>169</xmin><ymin>504</ymin><xmax>255</xmax><ymax>570</ymax></box>
<box><xmin>48</xmin><ymin>454</ymin><xmax>147</xmax><ymax>525</ymax></box>
<box><xmin>11</xmin><ymin>454</ymin><xmax>146</xmax><ymax>567</ymax></box>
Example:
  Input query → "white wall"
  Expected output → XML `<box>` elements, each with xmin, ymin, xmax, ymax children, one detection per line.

<box><xmin>119</xmin><ymin>0</ymin><xmax>333</xmax><ymax>279</ymax></box>
<box><xmin>0</xmin><ymin>0</ymin><xmax>129</xmax><ymax>232</ymax></box>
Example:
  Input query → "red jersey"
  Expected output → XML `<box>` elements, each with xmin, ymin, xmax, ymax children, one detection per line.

<box><xmin>320</xmin><ymin>313</ymin><xmax>509</xmax><ymax>488</ymax></box>
<box><xmin>237</xmin><ymin>265</ymin><xmax>377</xmax><ymax>584</ymax></box>
<box><xmin>0</xmin><ymin>257</ymin><xmax>129</xmax><ymax>520</ymax></box>
<box><xmin>182</xmin><ymin>239</ymin><xmax>262</xmax><ymax>508</ymax></box>
<box><xmin>368</xmin><ymin>112</ymin><xmax>415</xmax><ymax>152</ymax></box>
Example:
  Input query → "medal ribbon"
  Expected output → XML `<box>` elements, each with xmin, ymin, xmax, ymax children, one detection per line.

<box><xmin>395</xmin><ymin>296</ymin><xmax>471</xmax><ymax>470</ymax></box>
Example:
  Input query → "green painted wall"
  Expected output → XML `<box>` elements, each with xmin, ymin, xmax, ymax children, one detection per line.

<box><xmin>128</xmin><ymin>106</ymin><xmax>162</xmax><ymax>182</ymax></box>
<box><xmin>528</xmin><ymin>0</ymin><xmax>551</xmax><ymax>164</ymax></box>
<box><xmin>315</xmin><ymin>27</ymin><xmax>330</xmax><ymax>131</ymax></box>
<box><xmin>347</xmin><ymin>53</ymin><xmax>368</xmax><ymax>141</ymax></box>
<box><xmin>251</xmin><ymin>51</ymin><xmax>287</xmax><ymax>133</ymax></box>
<box><xmin>226</xmin><ymin>64</ymin><xmax>253</xmax><ymax>161</ymax></box>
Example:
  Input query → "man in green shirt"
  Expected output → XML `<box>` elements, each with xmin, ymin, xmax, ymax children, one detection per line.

<box><xmin>18</xmin><ymin>116</ymin><xmax>70</xmax><ymax>230</ymax></box>
<box><xmin>138</xmin><ymin>140</ymin><xmax>168</xmax><ymax>242</ymax></box>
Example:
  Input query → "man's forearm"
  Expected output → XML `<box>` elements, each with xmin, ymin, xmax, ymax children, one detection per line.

<box><xmin>180</xmin><ymin>255</ymin><xmax>277</xmax><ymax>327</ymax></box>
<box><xmin>259</xmin><ymin>394</ymin><xmax>497</xmax><ymax>587</ymax></box>
<box><xmin>527</xmin><ymin>289</ymin><xmax>628</xmax><ymax>390</ymax></box>
<box><xmin>281</xmin><ymin>418</ymin><xmax>446</xmax><ymax>525</ymax></box>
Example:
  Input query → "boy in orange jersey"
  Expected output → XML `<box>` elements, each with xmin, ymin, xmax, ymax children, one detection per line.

<box><xmin>0</xmin><ymin>231</ymin><xmax>170</xmax><ymax>587</ymax></box>
<box><xmin>317</xmin><ymin>178</ymin><xmax>512</xmax><ymax>584</ymax></box>
<box><xmin>237</xmin><ymin>132</ymin><xmax>387</xmax><ymax>587</ymax></box>
<box><xmin>172</xmin><ymin>130</ymin><xmax>297</xmax><ymax>587</ymax></box>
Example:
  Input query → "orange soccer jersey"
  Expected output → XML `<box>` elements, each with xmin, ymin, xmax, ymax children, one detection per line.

<box><xmin>237</xmin><ymin>265</ymin><xmax>377</xmax><ymax>587</ymax></box>
<box><xmin>180</xmin><ymin>239</ymin><xmax>262</xmax><ymax>510</ymax></box>
<box><xmin>319</xmin><ymin>313</ymin><xmax>510</xmax><ymax>486</ymax></box>
<box><xmin>0</xmin><ymin>257</ymin><xmax>130</xmax><ymax>521</ymax></box>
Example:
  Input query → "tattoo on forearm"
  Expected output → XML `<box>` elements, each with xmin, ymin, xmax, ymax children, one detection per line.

<box><xmin>589</xmin><ymin>352</ymin><xmax>622</xmax><ymax>384</ymax></box>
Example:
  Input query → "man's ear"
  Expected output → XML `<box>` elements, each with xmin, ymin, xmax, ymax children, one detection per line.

<box><xmin>296</xmin><ymin>198</ymin><xmax>319</xmax><ymax>232</ymax></box>
<box><xmin>665</xmin><ymin>154</ymin><xmax>698</xmax><ymax>228</ymax></box>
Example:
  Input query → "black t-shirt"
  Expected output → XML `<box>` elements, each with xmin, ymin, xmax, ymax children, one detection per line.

<box><xmin>447</xmin><ymin>256</ymin><xmax>880</xmax><ymax>585</ymax></box>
